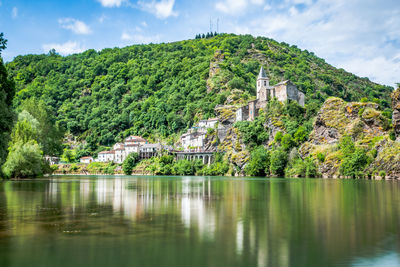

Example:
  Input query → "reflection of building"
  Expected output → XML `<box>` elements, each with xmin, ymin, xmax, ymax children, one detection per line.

<box><xmin>236</xmin><ymin>66</ymin><xmax>305</xmax><ymax>122</ymax></box>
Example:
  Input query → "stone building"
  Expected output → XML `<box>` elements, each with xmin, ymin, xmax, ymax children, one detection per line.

<box><xmin>236</xmin><ymin>66</ymin><xmax>305</xmax><ymax>122</ymax></box>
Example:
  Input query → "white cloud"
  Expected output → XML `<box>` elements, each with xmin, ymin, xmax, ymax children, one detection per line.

<box><xmin>226</xmin><ymin>0</ymin><xmax>400</xmax><ymax>86</ymax></box>
<box><xmin>42</xmin><ymin>41</ymin><xmax>85</xmax><ymax>55</ymax></box>
<box><xmin>216</xmin><ymin>0</ymin><xmax>264</xmax><ymax>15</ymax></box>
<box><xmin>121</xmin><ymin>32</ymin><xmax>160</xmax><ymax>43</ymax></box>
<box><xmin>11</xmin><ymin>7</ymin><xmax>17</xmax><ymax>18</ymax></box>
<box><xmin>58</xmin><ymin>18</ymin><xmax>92</xmax><ymax>35</ymax></box>
<box><xmin>97</xmin><ymin>0</ymin><xmax>126</xmax><ymax>7</ymax></box>
<box><xmin>137</xmin><ymin>0</ymin><xmax>178</xmax><ymax>19</ymax></box>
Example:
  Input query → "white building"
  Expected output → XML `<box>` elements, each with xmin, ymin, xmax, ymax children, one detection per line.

<box><xmin>80</xmin><ymin>156</ymin><xmax>94</xmax><ymax>164</ymax></box>
<box><xmin>98</xmin><ymin>150</ymin><xmax>115</xmax><ymax>162</ymax></box>
<box><xmin>198</xmin><ymin>118</ymin><xmax>218</xmax><ymax>129</ymax></box>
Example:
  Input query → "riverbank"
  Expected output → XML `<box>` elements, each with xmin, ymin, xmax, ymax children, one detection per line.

<box><xmin>52</xmin><ymin>163</ymin><xmax>399</xmax><ymax>180</ymax></box>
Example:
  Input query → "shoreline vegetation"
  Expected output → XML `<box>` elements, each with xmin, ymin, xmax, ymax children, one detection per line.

<box><xmin>49</xmin><ymin>162</ymin><xmax>395</xmax><ymax>180</ymax></box>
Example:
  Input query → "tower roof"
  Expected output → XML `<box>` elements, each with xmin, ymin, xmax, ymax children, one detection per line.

<box><xmin>258</xmin><ymin>66</ymin><xmax>268</xmax><ymax>79</ymax></box>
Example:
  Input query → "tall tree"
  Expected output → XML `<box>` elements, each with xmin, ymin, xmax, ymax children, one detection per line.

<box><xmin>0</xmin><ymin>33</ymin><xmax>15</xmax><ymax>173</ymax></box>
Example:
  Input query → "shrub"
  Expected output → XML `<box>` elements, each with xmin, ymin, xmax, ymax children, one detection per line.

<box><xmin>379</xmin><ymin>170</ymin><xmax>386</xmax><ymax>178</ymax></box>
<box><xmin>2</xmin><ymin>141</ymin><xmax>44</xmax><ymax>178</ymax></box>
<box><xmin>317</xmin><ymin>152</ymin><xmax>326</xmax><ymax>163</ymax></box>
<box><xmin>122</xmin><ymin>152</ymin><xmax>140</xmax><ymax>175</ymax></box>
<box><xmin>270</xmin><ymin>149</ymin><xmax>288</xmax><ymax>176</ymax></box>
<box><xmin>339</xmin><ymin>148</ymin><xmax>369</xmax><ymax>178</ymax></box>
<box><xmin>281</xmin><ymin>134</ymin><xmax>295</xmax><ymax>151</ymax></box>
<box><xmin>244</xmin><ymin>146</ymin><xmax>270</xmax><ymax>176</ymax></box>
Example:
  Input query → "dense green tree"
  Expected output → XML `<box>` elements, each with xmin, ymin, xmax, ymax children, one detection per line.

<box><xmin>270</xmin><ymin>148</ymin><xmax>288</xmax><ymax>176</ymax></box>
<box><xmin>122</xmin><ymin>152</ymin><xmax>140</xmax><ymax>175</ymax></box>
<box><xmin>244</xmin><ymin>146</ymin><xmax>270</xmax><ymax>176</ymax></box>
<box><xmin>2</xmin><ymin>140</ymin><xmax>44</xmax><ymax>178</ymax></box>
<box><xmin>0</xmin><ymin>33</ymin><xmax>15</xmax><ymax>174</ymax></box>
<box><xmin>19</xmin><ymin>98</ymin><xmax>64</xmax><ymax>156</ymax></box>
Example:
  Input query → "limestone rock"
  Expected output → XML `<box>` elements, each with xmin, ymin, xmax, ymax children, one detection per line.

<box><xmin>207</xmin><ymin>50</ymin><xmax>225</xmax><ymax>93</ymax></box>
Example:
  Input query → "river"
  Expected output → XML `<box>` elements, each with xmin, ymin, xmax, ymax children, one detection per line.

<box><xmin>0</xmin><ymin>175</ymin><xmax>399</xmax><ymax>266</ymax></box>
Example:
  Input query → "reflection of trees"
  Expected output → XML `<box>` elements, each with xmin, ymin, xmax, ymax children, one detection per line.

<box><xmin>1</xmin><ymin>177</ymin><xmax>400</xmax><ymax>266</ymax></box>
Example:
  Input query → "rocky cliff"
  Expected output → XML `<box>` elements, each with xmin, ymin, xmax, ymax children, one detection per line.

<box><xmin>300</xmin><ymin>97</ymin><xmax>399</xmax><ymax>179</ymax></box>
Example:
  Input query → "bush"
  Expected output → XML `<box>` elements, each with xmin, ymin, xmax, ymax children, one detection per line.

<box><xmin>281</xmin><ymin>134</ymin><xmax>295</xmax><ymax>151</ymax></box>
<box><xmin>270</xmin><ymin>149</ymin><xmax>288</xmax><ymax>176</ymax></box>
<box><xmin>286</xmin><ymin>157</ymin><xmax>317</xmax><ymax>178</ymax></box>
<box><xmin>244</xmin><ymin>146</ymin><xmax>270</xmax><ymax>176</ymax></box>
<box><xmin>317</xmin><ymin>152</ymin><xmax>326</xmax><ymax>163</ymax></box>
<box><xmin>2</xmin><ymin>141</ymin><xmax>44</xmax><ymax>178</ymax></box>
<box><xmin>122</xmin><ymin>152</ymin><xmax>140</xmax><ymax>175</ymax></box>
<box><xmin>294</xmin><ymin>126</ymin><xmax>309</xmax><ymax>145</ymax></box>
<box><xmin>389</xmin><ymin>130</ymin><xmax>396</xmax><ymax>141</ymax></box>
<box><xmin>339</xmin><ymin>148</ymin><xmax>369</xmax><ymax>178</ymax></box>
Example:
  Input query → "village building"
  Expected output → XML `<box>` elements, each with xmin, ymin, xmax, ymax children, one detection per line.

<box><xmin>80</xmin><ymin>156</ymin><xmax>93</xmax><ymax>164</ymax></box>
<box><xmin>236</xmin><ymin>66</ymin><xmax>305</xmax><ymax>122</ymax></box>
<box><xmin>98</xmin><ymin>150</ymin><xmax>115</xmax><ymax>162</ymax></box>
<box><xmin>180</xmin><ymin>118</ymin><xmax>219</xmax><ymax>151</ymax></box>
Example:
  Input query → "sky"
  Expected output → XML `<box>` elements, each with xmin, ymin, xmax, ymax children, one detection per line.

<box><xmin>0</xmin><ymin>0</ymin><xmax>399</xmax><ymax>87</ymax></box>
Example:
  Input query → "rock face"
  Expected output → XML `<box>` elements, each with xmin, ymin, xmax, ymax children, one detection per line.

<box><xmin>300</xmin><ymin>97</ymin><xmax>395</xmax><ymax>178</ymax></box>
<box><xmin>207</xmin><ymin>50</ymin><xmax>225</xmax><ymax>93</ymax></box>
<box><xmin>214</xmin><ymin>105</ymin><xmax>237</xmax><ymax>142</ymax></box>
<box><xmin>392</xmin><ymin>89</ymin><xmax>400</xmax><ymax>141</ymax></box>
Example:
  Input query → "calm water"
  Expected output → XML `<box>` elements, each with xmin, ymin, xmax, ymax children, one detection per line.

<box><xmin>0</xmin><ymin>176</ymin><xmax>400</xmax><ymax>267</ymax></box>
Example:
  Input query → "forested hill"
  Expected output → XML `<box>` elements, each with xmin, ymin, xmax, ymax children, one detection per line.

<box><xmin>6</xmin><ymin>34</ymin><xmax>393</xmax><ymax>151</ymax></box>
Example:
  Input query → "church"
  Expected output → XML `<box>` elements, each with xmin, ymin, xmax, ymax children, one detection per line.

<box><xmin>236</xmin><ymin>66</ymin><xmax>305</xmax><ymax>121</ymax></box>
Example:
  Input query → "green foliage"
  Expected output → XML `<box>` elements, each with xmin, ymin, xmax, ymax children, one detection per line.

<box><xmin>171</xmin><ymin>159</ymin><xmax>202</xmax><ymax>176</ymax></box>
<box><xmin>61</xmin><ymin>148</ymin><xmax>76</xmax><ymax>163</ymax></box>
<box><xmin>244</xmin><ymin>146</ymin><xmax>270</xmax><ymax>176</ymax></box>
<box><xmin>18</xmin><ymin>98</ymin><xmax>64</xmax><ymax>156</ymax></box>
<box><xmin>286</xmin><ymin>156</ymin><xmax>317</xmax><ymax>178</ymax></box>
<box><xmin>270</xmin><ymin>148</ymin><xmax>288</xmax><ymax>176</ymax></box>
<box><xmin>122</xmin><ymin>152</ymin><xmax>139</xmax><ymax>175</ymax></box>
<box><xmin>281</xmin><ymin>134</ymin><xmax>295</xmax><ymax>151</ymax></box>
<box><xmin>338</xmin><ymin>135</ymin><xmax>355</xmax><ymax>156</ymax></box>
<box><xmin>317</xmin><ymin>152</ymin><xmax>326</xmax><ymax>163</ymax></box>
<box><xmin>235</xmin><ymin>116</ymin><xmax>268</xmax><ymax>149</ymax></box>
<box><xmin>274</xmin><ymin>131</ymin><xmax>283</xmax><ymax>143</ymax></box>
<box><xmin>0</xmin><ymin>33</ymin><xmax>15</xmax><ymax>174</ymax></box>
<box><xmin>2</xmin><ymin>141</ymin><xmax>45</xmax><ymax>178</ymax></box>
<box><xmin>389</xmin><ymin>130</ymin><xmax>396</xmax><ymax>141</ymax></box>
<box><xmin>338</xmin><ymin>136</ymin><xmax>370</xmax><ymax>178</ymax></box>
<box><xmin>293</xmin><ymin>126</ymin><xmax>309</xmax><ymax>145</ymax></box>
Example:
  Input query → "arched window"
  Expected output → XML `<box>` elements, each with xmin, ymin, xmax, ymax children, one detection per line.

<box><xmin>264</xmin><ymin>81</ymin><xmax>267</xmax><ymax>86</ymax></box>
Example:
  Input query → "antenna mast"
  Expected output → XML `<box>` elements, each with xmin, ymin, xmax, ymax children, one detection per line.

<box><xmin>217</xmin><ymin>18</ymin><xmax>219</xmax><ymax>33</ymax></box>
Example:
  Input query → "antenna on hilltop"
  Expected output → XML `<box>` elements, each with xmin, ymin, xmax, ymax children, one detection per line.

<box><xmin>210</xmin><ymin>18</ymin><xmax>213</xmax><ymax>33</ymax></box>
<box><xmin>217</xmin><ymin>18</ymin><xmax>219</xmax><ymax>33</ymax></box>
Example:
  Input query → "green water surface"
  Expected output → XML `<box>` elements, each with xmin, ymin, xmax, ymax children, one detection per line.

<box><xmin>0</xmin><ymin>175</ymin><xmax>399</xmax><ymax>266</ymax></box>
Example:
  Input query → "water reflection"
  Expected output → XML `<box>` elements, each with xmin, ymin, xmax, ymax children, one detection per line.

<box><xmin>0</xmin><ymin>176</ymin><xmax>400</xmax><ymax>267</ymax></box>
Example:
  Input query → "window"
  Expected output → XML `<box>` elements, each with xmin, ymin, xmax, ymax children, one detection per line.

<box><xmin>264</xmin><ymin>81</ymin><xmax>266</xmax><ymax>86</ymax></box>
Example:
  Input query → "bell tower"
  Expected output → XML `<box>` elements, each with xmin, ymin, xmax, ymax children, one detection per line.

<box><xmin>257</xmin><ymin>66</ymin><xmax>269</xmax><ymax>102</ymax></box>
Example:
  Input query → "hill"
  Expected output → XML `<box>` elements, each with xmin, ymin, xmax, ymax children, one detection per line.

<box><xmin>5</xmin><ymin>34</ymin><xmax>393</xmax><ymax>152</ymax></box>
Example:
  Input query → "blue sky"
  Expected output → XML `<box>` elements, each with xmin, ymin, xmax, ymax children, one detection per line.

<box><xmin>1</xmin><ymin>0</ymin><xmax>399</xmax><ymax>87</ymax></box>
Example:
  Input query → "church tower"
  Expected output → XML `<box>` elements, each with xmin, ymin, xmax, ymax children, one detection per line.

<box><xmin>257</xmin><ymin>66</ymin><xmax>270</xmax><ymax>102</ymax></box>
